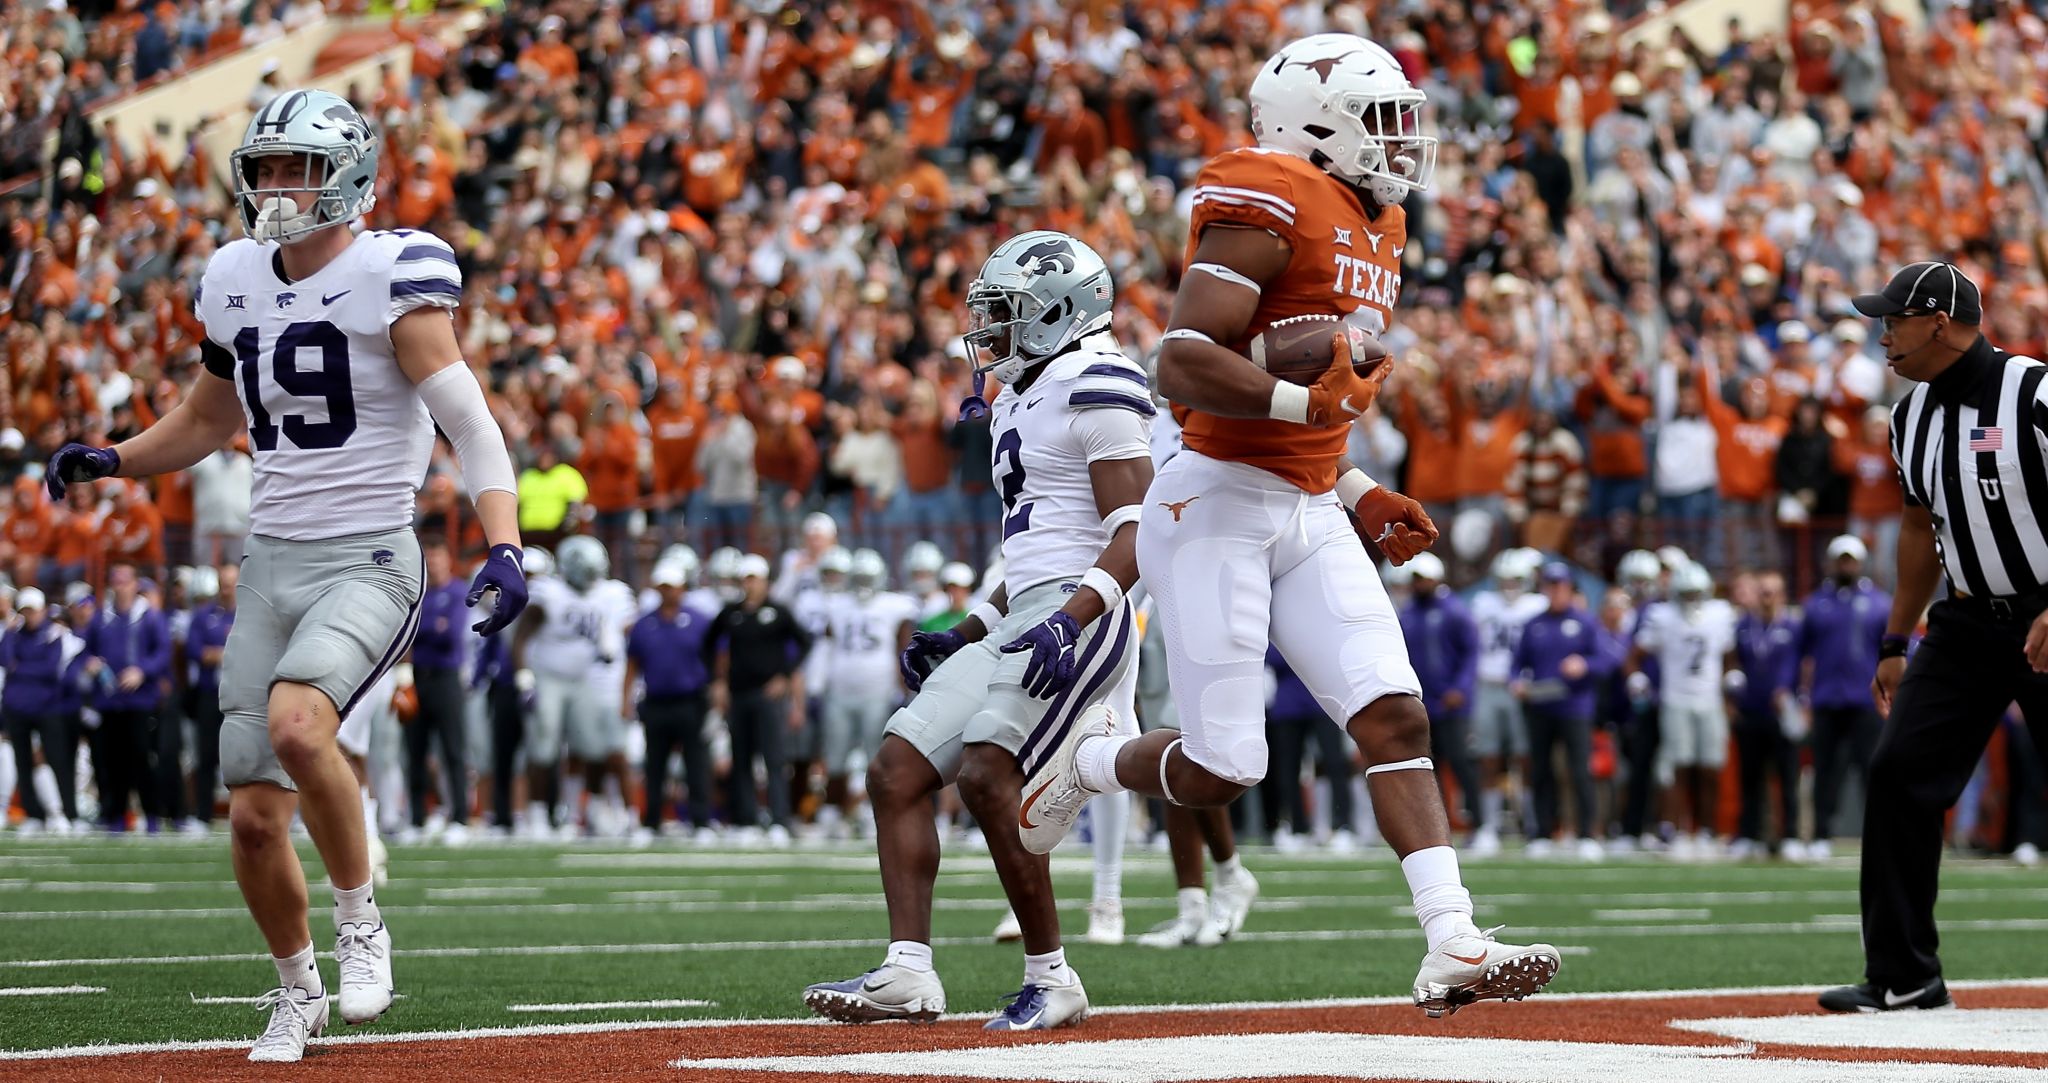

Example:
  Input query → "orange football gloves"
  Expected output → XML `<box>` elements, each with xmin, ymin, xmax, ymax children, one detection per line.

<box><xmin>1305</xmin><ymin>332</ymin><xmax>1392</xmax><ymax>427</ymax></box>
<box><xmin>1355</xmin><ymin>485</ymin><xmax>1438</xmax><ymax>565</ymax></box>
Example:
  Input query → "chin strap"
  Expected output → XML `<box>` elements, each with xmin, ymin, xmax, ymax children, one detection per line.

<box><xmin>958</xmin><ymin>370</ymin><xmax>990</xmax><ymax>422</ymax></box>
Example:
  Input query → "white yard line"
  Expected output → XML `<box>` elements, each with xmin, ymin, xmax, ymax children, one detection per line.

<box><xmin>8</xmin><ymin>981</ymin><xmax>2048</xmax><ymax>1061</ymax></box>
<box><xmin>506</xmin><ymin>999</ymin><xmax>717</xmax><ymax>1012</ymax></box>
<box><xmin>10</xmin><ymin>918</ymin><xmax>2048</xmax><ymax>971</ymax></box>
<box><xmin>0</xmin><ymin>986</ymin><xmax>102</xmax><ymax>996</ymax></box>
<box><xmin>1594</xmin><ymin>909</ymin><xmax>1715</xmax><ymax>921</ymax></box>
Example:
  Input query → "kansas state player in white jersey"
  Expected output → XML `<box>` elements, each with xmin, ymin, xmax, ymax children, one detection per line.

<box><xmin>513</xmin><ymin>536</ymin><xmax>635</xmax><ymax>838</ymax></box>
<box><xmin>805</xmin><ymin>231</ymin><xmax>1151</xmax><ymax>1032</ymax></box>
<box><xmin>817</xmin><ymin>550</ymin><xmax>920</xmax><ymax>831</ymax></box>
<box><xmin>1466</xmin><ymin>547</ymin><xmax>1548</xmax><ymax>855</ymax></box>
<box><xmin>44</xmin><ymin>89</ymin><xmax>526</xmax><ymax>1063</ymax></box>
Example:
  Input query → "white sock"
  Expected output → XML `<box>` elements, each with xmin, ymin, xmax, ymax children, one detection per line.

<box><xmin>1023</xmin><ymin>947</ymin><xmax>1067</xmax><ymax>985</ymax></box>
<box><xmin>333</xmin><ymin>879</ymin><xmax>381</xmax><ymax>929</ymax></box>
<box><xmin>0</xmin><ymin>753</ymin><xmax>17</xmax><ymax>820</ymax></box>
<box><xmin>527</xmin><ymin>800</ymin><xmax>549</xmax><ymax>827</ymax></box>
<box><xmin>1177</xmin><ymin>886</ymin><xmax>1207</xmax><ymax>920</ymax></box>
<box><xmin>1479</xmin><ymin>789</ymin><xmax>1503</xmax><ymax>832</ymax></box>
<box><xmin>361</xmin><ymin>789</ymin><xmax>378</xmax><ymax>838</ymax></box>
<box><xmin>1090</xmin><ymin>789</ymin><xmax>1128</xmax><ymax>906</ymax></box>
<box><xmin>1216</xmin><ymin>854</ymin><xmax>1243</xmax><ymax>885</ymax></box>
<box><xmin>33</xmin><ymin>764</ymin><xmax>59</xmax><ymax>819</ymax></box>
<box><xmin>561</xmin><ymin>776</ymin><xmax>586</xmax><ymax>824</ymax></box>
<box><xmin>1074</xmin><ymin>734</ymin><xmax>1131</xmax><ymax>794</ymax></box>
<box><xmin>273</xmin><ymin>942</ymin><xmax>322</xmax><ymax>996</ymax></box>
<box><xmin>1402</xmin><ymin>846</ymin><xmax>1480</xmax><ymax>952</ymax></box>
<box><xmin>885</xmin><ymin>940</ymin><xmax>933</xmax><ymax>972</ymax></box>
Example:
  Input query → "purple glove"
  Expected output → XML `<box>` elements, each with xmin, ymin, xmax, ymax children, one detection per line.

<box><xmin>467</xmin><ymin>544</ymin><xmax>529</xmax><ymax>636</ymax></box>
<box><xmin>1000</xmin><ymin>611</ymin><xmax>1083</xmax><ymax>699</ymax></box>
<box><xmin>901</xmin><ymin>628</ymin><xmax>968</xmax><ymax>692</ymax></box>
<box><xmin>45</xmin><ymin>444</ymin><xmax>120</xmax><ymax>500</ymax></box>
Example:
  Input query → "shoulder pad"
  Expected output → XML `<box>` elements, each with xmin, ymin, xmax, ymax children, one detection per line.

<box><xmin>374</xmin><ymin>229</ymin><xmax>463</xmax><ymax>322</ymax></box>
<box><xmin>1049</xmin><ymin>349</ymin><xmax>1154</xmax><ymax>416</ymax></box>
<box><xmin>1190</xmin><ymin>149</ymin><xmax>1306</xmax><ymax>241</ymax></box>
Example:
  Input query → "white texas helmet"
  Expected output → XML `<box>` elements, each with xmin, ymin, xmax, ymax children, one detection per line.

<box><xmin>1249</xmin><ymin>33</ymin><xmax>1438</xmax><ymax>206</ymax></box>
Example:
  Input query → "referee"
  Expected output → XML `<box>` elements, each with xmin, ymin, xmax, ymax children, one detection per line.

<box><xmin>1819</xmin><ymin>261</ymin><xmax>2048</xmax><ymax>1013</ymax></box>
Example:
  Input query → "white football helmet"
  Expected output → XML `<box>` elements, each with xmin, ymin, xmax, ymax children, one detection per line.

<box><xmin>1407</xmin><ymin>552</ymin><xmax>1446</xmax><ymax>583</ymax></box>
<box><xmin>1249</xmin><ymin>33</ymin><xmax>1438</xmax><ymax>206</ymax></box>
<box><xmin>849</xmin><ymin>548</ymin><xmax>887</xmax><ymax>597</ymax></box>
<box><xmin>1490</xmin><ymin>548</ymin><xmax>1539</xmax><ymax>590</ymax></box>
<box><xmin>802</xmin><ymin>512</ymin><xmax>839</xmax><ymax>547</ymax></box>
<box><xmin>1617</xmin><ymin>549</ymin><xmax>1662</xmax><ymax>593</ymax></box>
<box><xmin>901</xmin><ymin>541</ymin><xmax>945</xmax><ymax>589</ymax></box>
<box><xmin>965</xmin><ymin>230</ymin><xmax>1115</xmax><ymax>384</ymax></box>
<box><xmin>707</xmin><ymin>546</ymin><xmax>745</xmax><ymax>602</ymax></box>
<box><xmin>521</xmin><ymin>545</ymin><xmax>555</xmax><ymax>579</ymax></box>
<box><xmin>654</xmin><ymin>544</ymin><xmax>701</xmax><ymax>589</ymax></box>
<box><xmin>233</xmin><ymin>89</ymin><xmax>380</xmax><ymax>244</ymax></box>
<box><xmin>818</xmin><ymin>546</ymin><xmax>853</xmax><ymax>591</ymax></box>
<box><xmin>1673</xmin><ymin>561</ymin><xmax>1713</xmax><ymax>615</ymax></box>
<box><xmin>557</xmin><ymin>535</ymin><xmax>610</xmax><ymax>593</ymax></box>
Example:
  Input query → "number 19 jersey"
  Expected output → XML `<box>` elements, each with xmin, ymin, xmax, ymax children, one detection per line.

<box><xmin>986</xmin><ymin>332</ymin><xmax>1154</xmax><ymax>598</ymax></box>
<box><xmin>195</xmin><ymin>229</ymin><xmax>463</xmax><ymax>541</ymax></box>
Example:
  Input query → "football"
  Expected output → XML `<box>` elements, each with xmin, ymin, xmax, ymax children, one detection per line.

<box><xmin>1247</xmin><ymin>314</ymin><xmax>1390</xmax><ymax>386</ymax></box>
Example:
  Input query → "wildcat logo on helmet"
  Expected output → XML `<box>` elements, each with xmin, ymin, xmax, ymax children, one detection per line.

<box><xmin>1014</xmin><ymin>237</ymin><xmax>1078</xmax><ymax>277</ymax></box>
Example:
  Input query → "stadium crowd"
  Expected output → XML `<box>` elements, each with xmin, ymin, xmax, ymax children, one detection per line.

<box><xmin>2</xmin><ymin>0</ymin><xmax>2048</xmax><ymax>860</ymax></box>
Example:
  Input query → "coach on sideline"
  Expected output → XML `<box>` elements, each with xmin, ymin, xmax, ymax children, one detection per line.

<box><xmin>1820</xmin><ymin>262</ymin><xmax>2048</xmax><ymax>1013</ymax></box>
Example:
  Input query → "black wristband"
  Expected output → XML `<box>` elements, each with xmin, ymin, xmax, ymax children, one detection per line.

<box><xmin>1879</xmin><ymin>634</ymin><xmax>1910</xmax><ymax>660</ymax></box>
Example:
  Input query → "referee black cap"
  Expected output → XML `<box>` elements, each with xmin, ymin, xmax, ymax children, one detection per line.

<box><xmin>1852</xmin><ymin>261</ymin><xmax>1983</xmax><ymax>323</ymax></box>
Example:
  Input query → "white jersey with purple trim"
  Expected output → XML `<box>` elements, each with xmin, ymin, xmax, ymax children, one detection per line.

<box><xmin>987</xmin><ymin>331</ymin><xmax>1154</xmax><ymax>598</ymax></box>
<box><xmin>1471</xmin><ymin>589</ymin><xmax>1549</xmax><ymax>683</ymax></box>
<box><xmin>527</xmin><ymin>576</ymin><xmax>634</xmax><ymax>681</ymax></box>
<box><xmin>194</xmin><ymin>228</ymin><xmax>462</xmax><ymax>541</ymax></box>
<box><xmin>1635</xmin><ymin>598</ymin><xmax>1738</xmax><ymax>710</ymax></box>
<box><xmin>793</xmin><ymin>585</ymin><xmax>839</xmax><ymax>695</ymax></box>
<box><xmin>825</xmin><ymin>590</ymin><xmax>921</xmax><ymax>701</ymax></box>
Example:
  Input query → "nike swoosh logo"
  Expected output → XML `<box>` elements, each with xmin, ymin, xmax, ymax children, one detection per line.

<box><xmin>861</xmin><ymin>977</ymin><xmax>895</xmax><ymax>993</ymax></box>
<box><xmin>1884</xmin><ymin>986</ymin><xmax>1928</xmax><ymax>1007</ymax></box>
<box><xmin>322</xmin><ymin>290</ymin><xmax>351</xmax><ymax>305</ymax></box>
<box><xmin>1018</xmin><ymin>778</ymin><xmax>1056</xmax><ymax>830</ymax></box>
<box><xmin>1445</xmin><ymin>950</ymin><xmax>1489</xmax><ymax>966</ymax></box>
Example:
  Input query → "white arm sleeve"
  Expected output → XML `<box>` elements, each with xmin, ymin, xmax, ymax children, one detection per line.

<box><xmin>416</xmin><ymin>363</ymin><xmax>519</xmax><ymax>501</ymax></box>
<box><xmin>1070</xmin><ymin>404</ymin><xmax>1152</xmax><ymax>463</ymax></box>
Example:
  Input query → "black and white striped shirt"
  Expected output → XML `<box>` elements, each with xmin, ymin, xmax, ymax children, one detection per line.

<box><xmin>1890</xmin><ymin>336</ymin><xmax>2048</xmax><ymax>598</ymax></box>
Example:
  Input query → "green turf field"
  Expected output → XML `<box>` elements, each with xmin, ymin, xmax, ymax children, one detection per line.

<box><xmin>1</xmin><ymin>835</ymin><xmax>2044</xmax><ymax>1052</ymax></box>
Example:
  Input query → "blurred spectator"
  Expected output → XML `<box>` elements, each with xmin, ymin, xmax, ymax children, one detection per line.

<box><xmin>695</xmin><ymin>389</ymin><xmax>757</xmax><ymax>555</ymax></box>
<box><xmin>517</xmin><ymin>441</ymin><xmax>587</xmax><ymax>553</ymax></box>
<box><xmin>82</xmin><ymin>564</ymin><xmax>172</xmax><ymax>831</ymax></box>
<box><xmin>1502</xmin><ymin>408</ymin><xmax>1585</xmax><ymax>553</ymax></box>
<box><xmin>1731</xmin><ymin>572</ymin><xmax>1801</xmax><ymax>858</ymax></box>
<box><xmin>0</xmin><ymin>588</ymin><xmax>81</xmax><ymax>830</ymax></box>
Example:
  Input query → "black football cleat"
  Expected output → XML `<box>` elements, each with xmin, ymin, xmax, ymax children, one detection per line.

<box><xmin>1817</xmin><ymin>977</ymin><xmax>1953</xmax><ymax>1013</ymax></box>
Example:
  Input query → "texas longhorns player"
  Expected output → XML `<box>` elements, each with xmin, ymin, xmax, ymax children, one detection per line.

<box><xmin>1015</xmin><ymin>34</ymin><xmax>1561</xmax><ymax>1017</ymax></box>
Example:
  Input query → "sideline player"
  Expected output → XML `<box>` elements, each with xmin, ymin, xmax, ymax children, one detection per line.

<box><xmin>513</xmin><ymin>535</ymin><xmax>635</xmax><ymax>837</ymax></box>
<box><xmin>1011</xmin><ymin>36</ymin><xmax>1560</xmax><ymax>1017</ymax></box>
<box><xmin>803</xmin><ymin>231</ymin><xmax>1150</xmax><ymax>1030</ymax></box>
<box><xmin>46</xmin><ymin>89</ymin><xmax>527</xmax><ymax>1060</ymax></box>
<box><xmin>816</xmin><ymin>549</ymin><xmax>918</xmax><ymax>835</ymax></box>
<box><xmin>1468</xmin><ymin>548</ymin><xmax>1547</xmax><ymax>854</ymax></box>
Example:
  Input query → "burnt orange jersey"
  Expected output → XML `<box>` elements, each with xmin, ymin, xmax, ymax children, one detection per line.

<box><xmin>1176</xmin><ymin>148</ymin><xmax>1406</xmax><ymax>493</ymax></box>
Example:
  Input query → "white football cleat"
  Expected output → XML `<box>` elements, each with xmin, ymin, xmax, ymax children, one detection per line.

<box><xmin>248</xmin><ymin>986</ymin><xmax>328</xmax><ymax>1062</ymax></box>
<box><xmin>992</xmin><ymin>907</ymin><xmax>1023</xmax><ymax>943</ymax></box>
<box><xmin>1574</xmin><ymin>837</ymin><xmax>1605</xmax><ymax>863</ymax></box>
<box><xmin>335</xmin><ymin>921</ymin><xmax>393</xmax><ymax>1025</ymax></box>
<box><xmin>367</xmin><ymin>835</ymin><xmax>389</xmax><ymax>887</ymax></box>
<box><xmin>1412</xmin><ymin>926</ymin><xmax>1561</xmax><ymax>1018</ymax></box>
<box><xmin>983</xmin><ymin>965</ymin><xmax>1088</xmax><ymax>1031</ymax></box>
<box><xmin>804</xmin><ymin>964</ymin><xmax>947</xmax><ymax>1023</ymax></box>
<box><xmin>1084</xmin><ymin>900</ymin><xmax>1125</xmax><ymax>945</ymax></box>
<box><xmin>1137</xmin><ymin>910</ymin><xmax>1205</xmax><ymax>949</ymax></box>
<box><xmin>1194</xmin><ymin>867</ymin><xmax>1259</xmax><ymax>945</ymax></box>
<box><xmin>1017</xmin><ymin>704</ymin><xmax>1117</xmax><ymax>855</ymax></box>
<box><xmin>1467</xmin><ymin>825</ymin><xmax>1502</xmax><ymax>858</ymax></box>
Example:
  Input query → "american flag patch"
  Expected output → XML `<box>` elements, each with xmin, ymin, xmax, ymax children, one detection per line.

<box><xmin>1095</xmin><ymin>283</ymin><xmax>1112</xmax><ymax>299</ymax></box>
<box><xmin>1970</xmin><ymin>427</ymin><xmax>2004</xmax><ymax>452</ymax></box>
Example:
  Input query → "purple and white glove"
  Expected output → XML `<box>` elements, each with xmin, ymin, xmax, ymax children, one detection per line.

<box><xmin>1000</xmin><ymin>611</ymin><xmax>1083</xmax><ymax>699</ymax></box>
<box><xmin>900</xmin><ymin>628</ymin><xmax>969</xmax><ymax>692</ymax></box>
<box><xmin>44</xmin><ymin>444</ymin><xmax>120</xmax><ymax>500</ymax></box>
<box><xmin>467</xmin><ymin>544</ymin><xmax>529</xmax><ymax>636</ymax></box>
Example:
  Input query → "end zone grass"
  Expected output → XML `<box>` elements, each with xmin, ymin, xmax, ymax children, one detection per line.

<box><xmin>0</xmin><ymin>836</ymin><xmax>2043</xmax><ymax>1052</ymax></box>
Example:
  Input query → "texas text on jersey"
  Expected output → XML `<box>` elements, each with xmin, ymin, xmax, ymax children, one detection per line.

<box><xmin>195</xmin><ymin>228</ymin><xmax>462</xmax><ymax>539</ymax></box>
<box><xmin>1177</xmin><ymin>148</ymin><xmax>1406</xmax><ymax>492</ymax></box>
